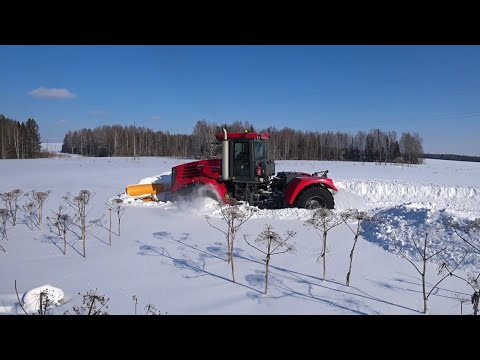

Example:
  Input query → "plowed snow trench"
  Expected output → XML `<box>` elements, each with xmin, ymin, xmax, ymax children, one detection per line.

<box><xmin>336</xmin><ymin>179</ymin><xmax>480</xmax><ymax>216</ymax></box>
<box><xmin>121</xmin><ymin>176</ymin><xmax>480</xmax><ymax>219</ymax></box>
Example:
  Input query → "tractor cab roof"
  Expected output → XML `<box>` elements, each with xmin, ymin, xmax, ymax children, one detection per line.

<box><xmin>215</xmin><ymin>132</ymin><xmax>270</xmax><ymax>140</ymax></box>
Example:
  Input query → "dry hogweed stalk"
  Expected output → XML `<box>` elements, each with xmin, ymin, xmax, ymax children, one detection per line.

<box><xmin>341</xmin><ymin>209</ymin><xmax>379</xmax><ymax>286</ymax></box>
<box><xmin>206</xmin><ymin>201</ymin><xmax>256</xmax><ymax>283</ymax></box>
<box><xmin>0</xmin><ymin>189</ymin><xmax>23</xmax><ymax>226</ymax></box>
<box><xmin>32</xmin><ymin>191</ymin><xmax>50</xmax><ymax>226</ymax></box>
<box><xmin>64</xmin><ymin>190</ymin><xmax>104</xmax><ymax>257</ymax></box>
<box><xmin>64</xmin><ymin>289</ymin><xmax>109</xmax><ymax>315</ymax></box>
<box><xmin>244</xmin><ymin>224</ymin><xmax>296</xmax><ymax>294</ymax></box>
<box><xmin>22</xmin><ymin>201</ymin><xmax>38</xmax><ymax>230</ymax></box>
<box><xmin>304</xmin><ymin>208</ymin><xmax>343</xmax><ymax>280</ymax></box>
<box><xmin>106</xmin><ymin>198</ymin><xmax>129</xmax><ymax>237</ymax></box>
<box><xmin>0</xmin><ymin>208</ymin><xmax>9</xmax><ymax>246</ymax></box>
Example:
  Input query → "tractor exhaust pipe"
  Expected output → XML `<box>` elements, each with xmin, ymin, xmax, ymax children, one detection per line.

<box><xmin>222</xmin><ymin>128</ymin><xmax>229</xmax><ymax>180</ymax></box>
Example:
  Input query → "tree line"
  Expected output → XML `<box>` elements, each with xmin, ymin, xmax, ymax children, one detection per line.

<box><xmin>422</xmin><ymin>153</ymin><xmax>480</xmax><ymax>162</ymax></box>
<box><xmin>61</xmin><ymin>120</ymin><xmax>425</xmax><ymax>164</ymax></box>
<box><xmin>0</xmin><ymin>115</ymin><xmax>42</xmax><ymax>159</ymax></box>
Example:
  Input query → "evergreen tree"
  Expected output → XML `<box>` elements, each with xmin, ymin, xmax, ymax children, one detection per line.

<box><xmin>25</xmin><ymin>118</ymin><xmax>41</xmax><ymax>157</ymax></box>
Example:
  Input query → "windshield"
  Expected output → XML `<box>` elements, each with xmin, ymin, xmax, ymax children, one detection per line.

<box><xmin>254</xmin><ymin>141</ymin><xmax>266</xmax><ymax>159</ymax></box>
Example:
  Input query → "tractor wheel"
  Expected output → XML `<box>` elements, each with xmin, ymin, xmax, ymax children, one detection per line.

<box><xmin>173</xmin><ymin>183</ymin><xmax>221</xmax><ymax>203</ymax></box>
<box><xmin>294</xmin><ymin>186</ymin><xmax>334</xmax><ymax>210</ymax></box>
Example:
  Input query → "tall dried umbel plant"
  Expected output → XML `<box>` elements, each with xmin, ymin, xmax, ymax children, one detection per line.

<box><xmin>106</xmin><ymin>198</ymin><xmax>129</xmax><ymax>240</ymax></box>
<box><xmin>32</xmin><ymin>191</ymin><xmax>50</xmax><ymax>226</ymax></box>
<box><xmin>0</xmin><ymin>208</ymin><xmax>9</xmax><ymax>248</ymax></box>
<box><xmin>304</xmin><ymin>208</ymin><xmax>343</xmax><ymax>280</ymax></box>
<box><xmin>392</xmin><ymin>231</ymin><xmax>466</xmax><ymax>315</ymax></box>
<box><xmin>244</xmin><ymin>224</ymin><xmax>296</xmax><ymax>294</ymax></box>
<box><xmin>206</xmin><ymin>201</ymin><xmax>256</xmax><ymax>283</ymax></box>
<box><xmin>64</xmin><ymin>190</ymin><xmax>104</xmax><ymax>257</ymax></box>
<box><xmin>0</xmin><ymin>189</ymin><xmax>23</xmax><ymax>226</ymax></box>
<box><xmin>341</xmin><ymin>209</ymin><xmax>378</xmax><ymax>286</ymax></box>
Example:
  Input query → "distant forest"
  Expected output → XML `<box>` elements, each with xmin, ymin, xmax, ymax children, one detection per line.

<box><xmin>0</xmin><ymin>114</ymin><xmax>42</xmax><ymax>159</ymax></box>
<box><xmin>3</xmin><ymin>115</ymin><xmax>478</xmax><ymax>163</ymax></box>
<box><xmin>61</xmin><ymin>120</ymin><xmax>425</xmax><ymax>164</ymax></box>
<box><xmin>422</xmin><ymin>153</ymin><xmax>480</xmax><ymax>162</ymax></box>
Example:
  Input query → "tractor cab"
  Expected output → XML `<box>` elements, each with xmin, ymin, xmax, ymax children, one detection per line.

<box><xmin>215</xmin><ymin>131</ymin><xmax>275</xmax><ymax>182</ymax></box>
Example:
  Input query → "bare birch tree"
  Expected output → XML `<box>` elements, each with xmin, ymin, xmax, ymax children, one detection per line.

<box><xmin>304</xmin><ymin>208</ymin><xmax>343</xmax><ymax>280</ymax></box>
<box><xmin>244</xmin><ymin>224</ymin><xmax>296</xmax><ymax>294</ymax></box>
<box><xmin>206</xmin><ymin>201</ymin><xmax>256</xmax><ymax>282</ymax></box>
<box><xmin>341</xmin><ymin>209</ymin><xmax>378</xmax><ymax>286</ymax></box>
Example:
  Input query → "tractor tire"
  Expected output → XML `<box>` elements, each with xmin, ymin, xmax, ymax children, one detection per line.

<box><xmin>294</xmin><ymin>186</ymin><xmax>335</xmax><ymax>210</ymax></box>
<box><xmin>173</xmin><ymin>183</ymin><xmax>221</xmax><ymax>203</ymax></box>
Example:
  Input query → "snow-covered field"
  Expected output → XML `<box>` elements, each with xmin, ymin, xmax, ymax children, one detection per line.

<box><xmin>1</xmin><ymin>157</ymin><xmax>480</xmax><ymax>315</ymax></box>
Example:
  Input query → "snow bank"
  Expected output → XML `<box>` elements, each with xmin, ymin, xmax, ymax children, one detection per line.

<box><xmin>364</xmin><ymin>204</ymin><xmax>480</xmax><ymax>271</ymax></box>
<box><xmin>336</xmin><ymin>179</ymin><xmax>480</xmax><ymax>218</ymax></box>
<box><xmin>137</xmin><ymin>172</ymin><xmax>172</xmax><ymax>185</ymax></box>
<box><xmin>22</xmin><ymin>284</ymin><xmax>65</xmax><ymax>314</ymax></box>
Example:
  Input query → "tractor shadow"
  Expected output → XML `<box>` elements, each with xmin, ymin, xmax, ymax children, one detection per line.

<box><xmin>138</xmin><ymin>230</ymin><xmax>424</xmax><ymax>314</ymax></box>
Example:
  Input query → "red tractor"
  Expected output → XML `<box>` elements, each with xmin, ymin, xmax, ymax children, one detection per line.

<box><xmin>169</xmin><ymin>129</ymin><xmax>337</xmax><ymax>209</ymax></box>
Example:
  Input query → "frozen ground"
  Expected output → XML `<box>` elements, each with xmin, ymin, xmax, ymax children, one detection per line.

<box><xmin>1</xmin><ymin>157</ymin><xmax>479</xmax><ymax>314</ymax></box>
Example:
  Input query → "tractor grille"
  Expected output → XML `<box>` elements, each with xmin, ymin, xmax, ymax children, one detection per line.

<box><xmin>182</xmin><ymin>163</ymin><xmax>204</xmax><ymax>178</ymax></box>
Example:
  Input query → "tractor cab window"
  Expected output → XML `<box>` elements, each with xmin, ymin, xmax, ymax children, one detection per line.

<box><xmin>233</xmin><ymin>142</ymin><xmax>250</xmax><ymax>177</ymax></box>
<box><xmin>254</xmin><ymin>141</ymin><xmax>266</xmax><ymax>159</ymax></box>
<box><xmin>234</xmin><ymin>142</ymin><xmax>249</xmax><ymax>161</ymax></box>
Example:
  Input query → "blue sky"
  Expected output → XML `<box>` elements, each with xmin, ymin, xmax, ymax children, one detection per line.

<box><xmin>1</xmin><ymin>45</ymin><xmax>479</xmax><ymax>155</ymax></box>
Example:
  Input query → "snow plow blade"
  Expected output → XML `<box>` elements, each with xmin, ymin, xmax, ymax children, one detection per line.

<box><xmin>125</xmin><ymin>183</ymin><xmax>170</xmax><ymax>201</ymax></box>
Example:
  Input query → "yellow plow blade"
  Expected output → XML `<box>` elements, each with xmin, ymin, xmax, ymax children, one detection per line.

<box><xmin>125</xmin><ymin>183</ymin><xmax>170</xmax><ymax>201</ymax></box>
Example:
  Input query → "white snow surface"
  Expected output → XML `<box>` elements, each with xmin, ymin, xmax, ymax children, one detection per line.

<box><xmin>1</xmin><ymin>157</ymin><xmax>480</xmax><ymax>315</ymax></box>
<box><xmin>22</xmin><ymin>284</ymin><xmax>65</xmax><ymax>314</ymax></box>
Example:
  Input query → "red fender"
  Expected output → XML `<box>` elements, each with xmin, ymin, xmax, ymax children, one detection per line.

<box><xmin>284</xmin><ymin>177</ymin><xmax>338</xmax><ymax>205</ymax></box>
